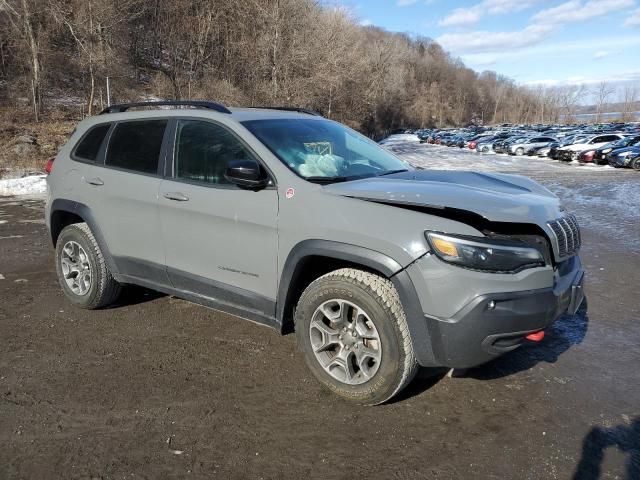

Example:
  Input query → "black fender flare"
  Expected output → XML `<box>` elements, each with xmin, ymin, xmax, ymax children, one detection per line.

<box><xmin>49</xmin><ymin>199</ymin><xmax>120</xmax><ymax>276</ymax></box>
<box><xmin>276</xmin><ymin>240</ymin><xmax>436</xmax><ymax>366</ymax></box>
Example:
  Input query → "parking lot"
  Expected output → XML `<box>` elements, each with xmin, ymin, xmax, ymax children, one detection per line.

<box><xmin>1</xmin><ymin>144</ymin><xmax>639</xmax><ymax>479</ymax></box>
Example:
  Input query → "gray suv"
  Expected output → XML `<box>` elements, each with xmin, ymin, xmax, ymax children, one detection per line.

<box><xmin>45</xmin><ymin>101</ymin><xmax>585</xmax><ymax>405</ymax></box>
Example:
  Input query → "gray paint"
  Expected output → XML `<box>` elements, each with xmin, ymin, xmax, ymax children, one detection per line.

<box><xmin>46</xmin><ymin>106</ymin><xmax>584</xmax><ymax>369</ymax></box>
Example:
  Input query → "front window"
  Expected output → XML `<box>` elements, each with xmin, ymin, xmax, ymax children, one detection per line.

<box><xmin>242</xmin><ymin>119</ymin><xmax>411</xmax><ymax>183</ymax></box>
<box><xmin>174</xmin><ymin>120</ymin><xmax>259</xmax><ymax>185</ymax></box>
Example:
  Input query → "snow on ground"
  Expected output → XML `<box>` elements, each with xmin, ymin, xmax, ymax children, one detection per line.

<box><xmin>378</xmin><ymin>133</ymin><xmax>420</xmax><ymax>146</ymax></box>
<box><xmin>0</xmin><ymin>175</ymin><xmax>47</xmax><ymax>197</ymax></box>
<box><xmin>385</xmin><ymin>142</ymin><xmax>621</xmax><ymax>177</ymax></box>
<box><xmin>545</xmin><ymin>179</ymin><xmax>640</xmax><ymax>247</ymax></box>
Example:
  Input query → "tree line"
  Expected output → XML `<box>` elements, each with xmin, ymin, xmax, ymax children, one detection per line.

<box><xmin>1</xmin><ymin>0</ymin><xmax>637</xmax><ymax>136</ymax></box>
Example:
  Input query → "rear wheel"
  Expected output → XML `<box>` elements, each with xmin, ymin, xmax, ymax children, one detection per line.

<box><xmin>295</xmin><ymin>268</ymin><xmax>418</xmax><ymax>405</ymax></box>
<box><xmin>632</xmin><ymin>158</ymin><xmax>640</xmax><ymax>171</ymax></box>
<box><xmin>515</xmin><ymin>147</ymin><xmax>524</xmax><ymax>155</ymax></box>
<box><xmin>55</xmin><ymin>223</ymin><xmax>121</xmax><ymax>309</ymax></box>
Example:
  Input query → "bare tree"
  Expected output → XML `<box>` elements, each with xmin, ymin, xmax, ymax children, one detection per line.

<box><xmin>0</xmin><ymin>0</ymin><xmax>559</xmax><ymax>135</ymax></box>
<box><xmin>593</xmin><ymin>81</ymin><xmax>615</xmax><ymax>123</ymax></box>
<box><xmin>558</xmin><ymin>85</ymin><xmax>587</xmax><ymax>124</ymax></box>
<box><xmin>620</xmin><ymin>84</ymin><xmax>639</xmax><ymax>122</ymax></box>
<box><xmin>0</xmin><ymin>0</ymin><xmax>45</xmax><ymax>120</ymax></box>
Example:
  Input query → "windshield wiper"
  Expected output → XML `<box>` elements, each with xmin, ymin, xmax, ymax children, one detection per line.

<box><xmin>304</xmin><ymin>176</ymin><xmax>351</xmax><ymax>184</ymax></box>
<box><xmin>377</xmin><ymin>169</ymin><xmax>409</xmax><ymax>176</ymax></box>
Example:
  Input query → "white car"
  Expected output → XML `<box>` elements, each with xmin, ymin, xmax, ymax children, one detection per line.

<box><xmin>557</xmin><ymin>134</ymin><xmax>625</xmax><ymax>161</ymax></box>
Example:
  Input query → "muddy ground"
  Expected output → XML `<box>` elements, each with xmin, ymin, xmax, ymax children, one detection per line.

<box><xmin>1</xmin><ymin>170</ymin><xmax>639</xmax><ymax>479</ymax></box>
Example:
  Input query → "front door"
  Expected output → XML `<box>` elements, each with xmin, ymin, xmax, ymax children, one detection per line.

<box><xmin>158</xmin><ymin>119</ymin><xmax>279</xmax><ymax>317</ymax></box>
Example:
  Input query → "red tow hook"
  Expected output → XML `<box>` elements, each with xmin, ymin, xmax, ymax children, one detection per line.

<box><xmin>525</xmin><ymin>330</ymin><xmax>545</xmax><ymax>342</ymax></box>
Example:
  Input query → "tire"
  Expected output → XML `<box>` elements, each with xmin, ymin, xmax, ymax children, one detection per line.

<box><xmin>55</xmin><ymin>223</ymin><xmax>121</xmax><ymax>309</ymax></box>
<box><xmin>295</xmin><ymin>268</ymin><xmax>418</xmax><ymax>405</ymax></box>
<box><xmin>632</xmin><ymin>158</ymin><xmax>640</xmax><ymax>171</ymax></box>
<box><xmin>515</xmin><ymin>147</ymin><xmax>524</xmax><ymax>156</ymax></box>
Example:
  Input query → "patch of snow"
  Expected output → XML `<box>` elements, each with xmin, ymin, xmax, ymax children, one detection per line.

<box><xmin>387</xmin><ymin>143</ymin><xmax>628</xmax><ymax>176</ymax></box>
<box><xmin>0</xmin><ymin>175</ymin><xmax>47</xmax><ymax>197</ymax></box>
<box><xmin>379</xmin><ymin>134</ymin><xmax>420</xmax><ymax>145</ymax></box>
<box><xmin>546</xmin><ymin>180</ymin><xmax>640</xmax><ymax>247</ymax></box>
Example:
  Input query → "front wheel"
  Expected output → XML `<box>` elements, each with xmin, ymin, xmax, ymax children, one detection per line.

<box><xmin>516</xmin><ymin>147</ymin><xmax>524</xmax><ymax>155</ymax></box>
<box><xmin>632</xmin><ymin>158</ymin><xmax>640</xmax><ymax>171</ymax></box>
<box><xmin>295</xmin><ymin>268</ymin><xmax>418</xmax><ymax>405</ymax></box>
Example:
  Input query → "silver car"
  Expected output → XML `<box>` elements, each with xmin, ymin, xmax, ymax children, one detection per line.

<box><xmin>45</xmin><ymin>101</ymin><xmax>585</xmax><ymax>404</ymax></box>
<box><xmin>508</xmin><ymin>136</ymin><xmax>558</xmax><ymax>156</ymax></box>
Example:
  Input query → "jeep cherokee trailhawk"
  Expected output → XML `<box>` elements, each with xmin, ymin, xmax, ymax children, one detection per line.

<box><xmin>45</xmin><ymin>101</ymin><xmax>585</xmax><ymax>404</ymax></box>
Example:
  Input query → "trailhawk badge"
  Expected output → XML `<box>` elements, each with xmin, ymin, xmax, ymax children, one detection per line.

<box><xmin>285</xmin><ymin>187</ymin><xmax>295</xmax><ymax>199</ymax></box>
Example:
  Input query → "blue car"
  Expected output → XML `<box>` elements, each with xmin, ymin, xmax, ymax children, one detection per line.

<box><xmin>607</xmin><ymin>145</ymin><xmax>640</xmax><ymax>169</ymax></box>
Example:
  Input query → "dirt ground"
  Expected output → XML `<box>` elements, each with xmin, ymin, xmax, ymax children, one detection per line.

<box><xmin>1</xmin><ymin>172</ymin><xmax>639</xmax><ymax>479</ymax></box>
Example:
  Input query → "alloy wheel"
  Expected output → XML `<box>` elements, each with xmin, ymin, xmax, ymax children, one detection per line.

<box><xmin>60</xmin><ymin>240</ymin><xmax>92</xmax><ymax>296</ymax></box>
<box><xmin>309</xmin><ymin>299</ymin><xmax>382</xmax><ymax>385</ymax></box>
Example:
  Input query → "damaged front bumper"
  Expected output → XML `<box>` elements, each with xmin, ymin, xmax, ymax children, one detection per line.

<box><xmin>403</xmin><ymin>254</ymin><xmax>584</xmax><ymax>369</ymax></box>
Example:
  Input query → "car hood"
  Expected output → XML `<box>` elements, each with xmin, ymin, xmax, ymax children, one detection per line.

<box><xmin>561</xmin><ymin>143</ymin><xmax>595</xmax><ymax>151</ymax></box>
<box><xmin>323</xmin><ymin>170</ymin><xmax>562</xmax><ymax>227</ymax></box>
<box><xmin>611</xmin><ymin>146</ymin><xmax>640</xmax><ymax>156</ymax></box>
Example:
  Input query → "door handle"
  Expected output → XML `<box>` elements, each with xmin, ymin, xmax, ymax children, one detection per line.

<box><xmin>84</xmin><ymin>177</ymin><xmax>104</xmax><ymax>186</ymax></box>
<box><xmin>163</xmin><ymin>192</ymin><xmax>189</xmax><ymax>202</ymax></box>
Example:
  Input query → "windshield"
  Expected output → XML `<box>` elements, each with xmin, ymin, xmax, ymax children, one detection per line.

<box><xmin>613</xmin><ymin>136</ymin><xmax>638</xmax><ymax>147</ymax></box>
<box><xmin>562</xmin><ymin>135</ymin><xmax>586</xmax><ymax>145</ymax></box>
<box><xmin>243</xmin><ymin>118</ymin><xmax>411</xmax><ymax>183</ymax></box>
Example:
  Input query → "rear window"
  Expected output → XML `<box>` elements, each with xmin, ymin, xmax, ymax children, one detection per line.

<box><xmin>105</xmin><ymin>120</ymin><xmax>167</xmax><ymax>174</ymax></box>
<box><xmin>73</xmin><ymin>124</ymin><xmax>111</xmax><ymax>162</ymax></box>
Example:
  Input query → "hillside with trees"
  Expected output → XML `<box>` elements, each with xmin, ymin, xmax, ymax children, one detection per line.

<box><xmin>0</xmin><ymin>0</ymin><xmax>637</xmax><ymax>145</ymax></box>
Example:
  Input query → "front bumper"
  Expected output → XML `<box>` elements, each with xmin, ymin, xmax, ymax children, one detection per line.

<box><xmin>404</xmin><ymin>255</ymin><xmax>584</xmax><ymax>369</ymax></box>
<box><xmin>558</xmin><ymin>150</ymin><xmax>576</xmax><ymax>161</ymax></box>
<box><xmin>607</xmin><ymin>155</ymin><xmax>631</xmax><ymax>167</ymax></box>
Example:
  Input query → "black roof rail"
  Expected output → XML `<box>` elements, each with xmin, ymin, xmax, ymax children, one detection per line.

<box><xmin>251</xmin><ymin>106</ymin><xmax>322</xmax><ymax>117</ymax></box>
<box><xmin>99</xmin><ymin>100</ymin><xmax>232</xmax><ymax>115</ymax></box>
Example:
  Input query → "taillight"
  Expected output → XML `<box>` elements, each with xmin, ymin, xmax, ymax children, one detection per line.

<box><xmin>45</xmin><ymin>157</ymin><xmax>55</xmax><ymax>175</ymax></box>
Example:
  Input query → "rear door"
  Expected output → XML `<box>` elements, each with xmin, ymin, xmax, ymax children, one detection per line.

<box><xmin>65</xmin><ymin>122</ymin><xmax>112</xmax><ymax>207</ymax></box>
<box><xmin>84</xmin><ymin>118</ymin><xmax>170</xmax><ymax>282</ymax></box>
<box><xmin>158</xmin><ymin>118</ymin><xmax>279</xmax><ymax>314</ymax></box>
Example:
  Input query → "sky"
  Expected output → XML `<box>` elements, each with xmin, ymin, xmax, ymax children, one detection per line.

<box><xmin>324</xmin><ymin>0</ymin><xmax>640</xmax><ymax>96</ymax></box>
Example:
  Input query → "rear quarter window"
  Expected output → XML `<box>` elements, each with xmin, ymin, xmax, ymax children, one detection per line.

<box><xmin>73</xmin><ymin>124</ymin><xmax>111</xmax><ymax>162</ymax></box>
<box><xmin>105</xmin><ymin>120</ymin><xmax>167</xmax><ymax>175</ymax></box>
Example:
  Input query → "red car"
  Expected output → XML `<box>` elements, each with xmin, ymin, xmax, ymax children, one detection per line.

<box><xmin>578</xmin><ymin>150</ymin><xmax>596</xmax><ymax>163</ymax></box>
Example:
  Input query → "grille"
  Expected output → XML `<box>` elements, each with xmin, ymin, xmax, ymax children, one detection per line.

<box><xmin>559</xmin><ymin>150</ymin><xmax>574</xmax><ymax>161</ymax></box>
<box><xmin>548</xmin><ymin>214</ymin><xmax>581</xmax><ymax>259</ymax></box>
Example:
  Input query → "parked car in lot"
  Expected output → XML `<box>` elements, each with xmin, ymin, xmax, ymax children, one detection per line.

<box><xmin>557</xmin><ymin>134</ymin><xmax>625</xmax><ymax>162</ymax></box>
<box><xmin>44</xmin><ymin>101</ymin><xmax>585</xmax><ymax>405</ymax></box>
<box><xmin>494</xmin><ymin>135</ymin><xmax>528</xmax><ymax>154</ymax></box>
<box><xmin>508</xmin><ymin>136</ymin><xmax>557</xmax><ymax>156</ymax></box>
<box><xmin>593</xmin><ymin>135</ymin><xmax>640</xmax><ymax>165</ymax></box>
<box><xmin>577</xmin><ymin>150</ymin><xmax>596</xmax><ymax>163</ymax></box>
<box><xmin>525</xmin><ymin>144</ymin><xmax>552</xmax><ymax>156</ymax></box>
<box><xmin>475</xmin><ymin>136</ymin><xmax>498</xmax><ymax>153</ymax></box>
<box><xmin>535</xmin><ymin>146</ymin><xmax>553</xmax><ymax>157</ymax></box>
<box><xmin>627</xmin><ymin>151</ymin><xmax>640</xmax><ymax>170</ymax></box>
<box><xmin>549</xmin><ymin>135</ymin><xmax>589</xmax><ymax>160</ymax></box>
<box><xmin>607</xmin><ymin>145</ymin><xmax>640</xmax><ymax>169</ymax></box>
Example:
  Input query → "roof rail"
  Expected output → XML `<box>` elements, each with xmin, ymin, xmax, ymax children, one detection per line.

<box><xmin>251</xmin><ymin>106</ymin><xmax>322</xmax><ymax>117</ymax></box>
<box><xmin>99</xmin><ymin>100</ymin><xmax>232</xmax><ymax>115</ymax></box>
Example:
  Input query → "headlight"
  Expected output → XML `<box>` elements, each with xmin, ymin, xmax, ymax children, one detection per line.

<box><xmin>425</xmin><ymin>232</ymin><xmax>545</xmax><ymax>273</ymax></box>
<box><xmin>602</xmin><ymin>148</ymin><xmax>612</xmax><ymax>154</ymax></box>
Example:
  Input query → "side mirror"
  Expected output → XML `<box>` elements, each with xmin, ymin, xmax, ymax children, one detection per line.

<box><xmin>225</xmin><ymin>160</ymin><xmax>268</xmax><ymax>189</ymax></box>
